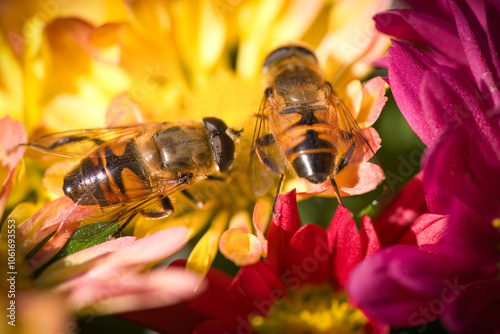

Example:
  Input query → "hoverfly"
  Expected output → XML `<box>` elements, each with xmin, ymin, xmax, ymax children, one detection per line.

<box><xmin>249</xmin><ymin>44</ymin><xmax>379</xmax><ymax>210</ymax></box>
<box><xmin>20</xmin><ymin>117</ymin><xmax>239</xmax><ymax>236</ymax></box>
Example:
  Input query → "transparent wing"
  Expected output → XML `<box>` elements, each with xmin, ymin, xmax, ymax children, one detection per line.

<box><xmin>248</xmin><ymin>94</ymin><xmax>286</xmax><ymax>196</ymax></box>
<box><xmin>329</xmin><ymin>91</ymin><xmax>379</xmax><ymax>175</ymax></box>
<box><xmin>26</xmin><ymin>124</ymin><xmax>158</xmax><ymax>158</ymax></box>
<box><xmin>61</xmin><ymin>178</ymin><xmax>188</xmax><ymax>240</ymax></box>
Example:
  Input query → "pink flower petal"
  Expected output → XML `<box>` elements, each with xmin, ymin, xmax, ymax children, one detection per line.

<box><xmin>96</xmin><ymin>226</ymin><xmax>189</xmax><ymax>269</ymax></box>
<box><xmin>0</xmin><ymin>116</ymin><xmax>27</xmax><ymax>217</ymax></box>
<box><xmin>67</xmin><ymin>267</ymin><xmax>204</xmax><ymax>314</ymax></box>
<box><xmin>35</xmin><ymin>237</ymin><xmax>137</xmax><ymax>286</ymax></box>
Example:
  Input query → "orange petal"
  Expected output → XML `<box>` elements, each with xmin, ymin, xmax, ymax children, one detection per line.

<box><xmin>219</xmin><ymin>228</ymin><xmax>263</xmax><ymax>266</ymax></box>
<box><xmin>252</xmin><ymin>198</ymin><xmax>272</xmax><ymax>257</ymax></box>
<box><xmin>337</xmin><ymin>162</ymin><xmax>385</xmax><ymax>196</ymax></box>
<box><xmin>356</xmin><ymin>76</ymin><xmax>388</xmax><ymax>128</ymax></box>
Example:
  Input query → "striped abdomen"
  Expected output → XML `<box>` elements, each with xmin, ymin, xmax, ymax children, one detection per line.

<box><xmin>273</xmin><ymin>108</ymin><xmax>338</xmax><ymax>184</ymax></box>
<box><xmin>63</xmin><ymin>140</ymin><xmax>151</xmax><ymax>206</ymax></box>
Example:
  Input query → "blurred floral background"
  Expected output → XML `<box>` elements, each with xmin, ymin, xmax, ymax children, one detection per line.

<box><xmin>1</xmin><ymin>0</ymin><xmax>499</xmax><ymax>333</ymax></box>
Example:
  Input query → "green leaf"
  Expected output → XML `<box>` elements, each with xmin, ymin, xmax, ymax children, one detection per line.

<box><xmin>54</xmin><ymin>221</ymin><xmax>120</xmax><ymax>260</ymax></box>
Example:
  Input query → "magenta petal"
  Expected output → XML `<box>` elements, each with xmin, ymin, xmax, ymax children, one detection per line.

<box><xmin>442</xmin><ymin>279</ymin><xmax>500</xmax><ymax>334</ymax></box>
<box><xmin>388</xmin><ymin>41</ymin><xmax>437</xmax><ymax>145</ymax></box>
<box><xmin>286</xmin><ymin>224</ymin><xmax>330</xmax><ymax>288</ymax></box>
<box><xmin>444</xmin><ymin>200</ymin><xmax>500</xmax><ymax>269</ymax></box>
<box><xmin>420</xmin><ymin>64</ymin><xmax>500</xmax><ymax>164</ymax></box>
<box><xmin>398</xmin><ymin>213</ymin><xmax>447</xmax><ymax>246</ymax></box>
<box><xmin>485</xmin><ymin>0</ymin><xmax>500</xmax><ymax>80</ymax></box>
<box><xmin>374</xmin><ymin>11</ymin><xmax>467</xmax><ymax>69</ymax></box>
<box><xmin>346</xmin><ymin>246</ymin><xmax>457</xmax><ymax>327</ymax></box>
<box><xmin>423</xmin><ymin>130</ymin><xmax>500</xmax><ymax>217</ymax></box>
<box><xmin>450</xmin><ymin>0</ymin><xmax>500</xmax><ymax>107</ymax></box>
<box><xmin>228</xmin><ymin>261</ymin><xmax>286</xmax><ymax>316</ymax></box>
<box><xmin>266</xmin><ymin>190</ymin><xmax>302</xmax><ymax>275</ymax></box>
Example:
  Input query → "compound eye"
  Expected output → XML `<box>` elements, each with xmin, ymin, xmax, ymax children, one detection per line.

<box><xmin>262</xmin><ymin>44</ymin><xmax>318</xmax><ymax>72</ymax></box>
<box><xmin>202</xmin><ymin>117</ymin><xmax>236</xmax><ymax>172</ymax></box>
<box><xmin>211</xmin><ymin>133</ymin><xmax>236</xmax><ymax>172</ymax></box>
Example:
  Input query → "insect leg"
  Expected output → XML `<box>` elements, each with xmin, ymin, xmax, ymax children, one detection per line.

<box><xmin>140</xmin><ymin>196</ymin><xmax>175</xmax><ymax>219</ymax></box>
<box><xmin>271</xmin><ymin>174</ymin><xmax>285</xmax><ymax>218</ymax></box>
<box><xmin>206</xmin><ymin>175</ymin><xmax>225</xmax><ymax>181</ymax></box>
<box><xmin>329</xmin><ymin>176</ymin><xmax>345</xmax><ymax>207</ymax></box>
<box><xmin>181</xmin><ymin>190</ymin><xmax>204</xmax><ymax>209</ymax></box>
<box><xmin>111</xmin><ymin>213</ymin><xmax>138</xmax><ymax>239</ymax></box>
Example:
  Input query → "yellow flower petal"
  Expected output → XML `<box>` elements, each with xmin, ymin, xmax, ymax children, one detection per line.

<box><xmin>186</xmin><ymin>210</ymin><xmax>229</xmax><ymax>278</ymax></box>
<box><xmin>0</xmin><ymin>33</ymin><xmax>23</xmax><ymax>120</ymax></box>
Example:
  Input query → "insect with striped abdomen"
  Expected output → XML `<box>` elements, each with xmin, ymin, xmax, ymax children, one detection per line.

<box><xmin>19</xmin><ymin>117</ymin><xmax>239</xmax><ymax>237</ymax></box>
<box><xmin>249</xmin><ymin>44</ymin><xmax>380</xmax><ymax>213</ymax></box>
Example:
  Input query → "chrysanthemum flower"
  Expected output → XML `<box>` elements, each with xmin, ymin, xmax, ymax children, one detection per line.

<box><xmin>2</xmin><ymin>0</ymin><xmax>391</xmax><ymax>280</ymax></box>
<box><xmin>123</xmin><ymin>188</ymin><xmax>447</xmax><ymax>333</ymax></box>
<box><xmin>346</xmin><ymin>1</ymin><xmax>500</xmax><ymax>333</ymax></box>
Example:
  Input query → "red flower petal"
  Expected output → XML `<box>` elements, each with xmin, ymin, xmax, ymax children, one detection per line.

<box><xmin>195</xmin><ymin>319</ymin><xmax>251</xmax><ymax>334</ymax></box>
<box><xmin>286</xmin><ymin>224</ymin><xmax>330</xmax><ymax>288</ymax></box>
<box><xmin>185</xmin><ymin>265</ymin><xmax>249</xmax><ymax>320</ymax></box>
<box><xmin>121</xmin><ymin>302</ymin><xmax>208</xmax><ymax>334</ymax></box>
<box><xmin>360</xmin><ymin>215</ymin><xmax>380</xmax><ymax>258</ymax></box>
<box><xmin>228</xmin><ymin>261</ymin><xmax>286</xmax><ymax>317</ymax></box>
<box><xmin>265</xmin><ymin>190</ymin><xmax>301</xmax><ymax>275</ymax></box>
<box><xmin>374</xmin><ymin>172</ymin><xmax>428</xmax><ymax>247</ymax></box>
<box><xmin>328</xmin><ymin>205</ymin><xmax>363</xmax><ymax>288</ymax></box>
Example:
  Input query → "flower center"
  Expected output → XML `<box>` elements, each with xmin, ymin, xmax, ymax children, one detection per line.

<box><xmin>250</xmin><ymin>285</ymin><xmax>368</xmax><ymax>334</ymax></box>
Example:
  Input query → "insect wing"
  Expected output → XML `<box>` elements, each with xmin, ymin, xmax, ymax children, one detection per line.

<box><xmin>27</xmin><ymin>125</ymin><xmax>154</xmax><ymax>158</ymax></box>
<box><xmin>248</xmin><ymin>95</ymin><xmax>286</xmax><ymax>196</ymax></box>
<box><xmin>61</xmin><ymin>177</ymin><xmax>187</xmax><ymax>240</ymax></box>
<box><xmin>329</xmin><ymin>94</ymin><xmax>379</xmax><ymax>169</ymax></box>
